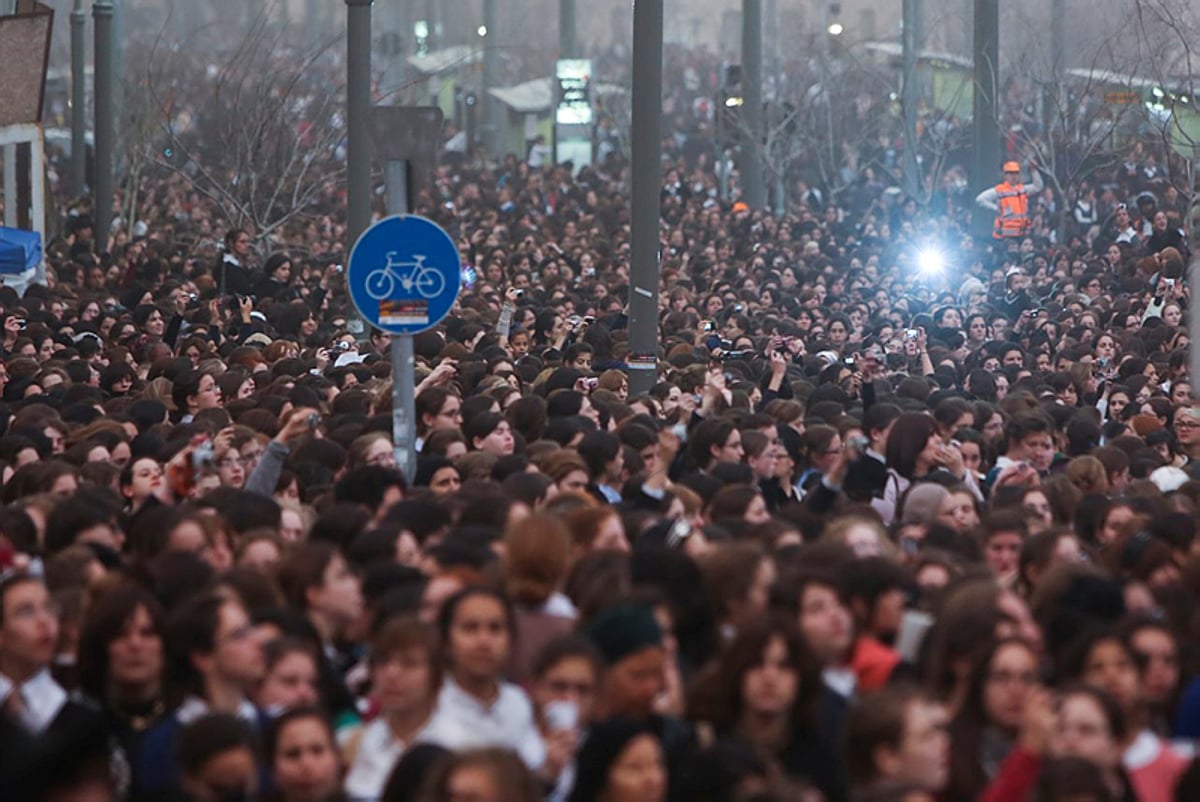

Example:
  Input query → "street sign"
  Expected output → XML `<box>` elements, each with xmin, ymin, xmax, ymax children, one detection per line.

<box><xmin>346</xmin><ymin>214</ymin><xmax>461</xmax><ymax>335</ymax></box>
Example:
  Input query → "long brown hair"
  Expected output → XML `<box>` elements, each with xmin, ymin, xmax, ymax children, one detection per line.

<box><xmin>687</xmin><ymin>616</ymin><xmax>822</xmax><ymax>734</ymax></box>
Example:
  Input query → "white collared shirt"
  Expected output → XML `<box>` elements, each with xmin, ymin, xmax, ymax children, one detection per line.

<box><xmin>174</xmin><ymin>694</ymin><xmax>258</xmax><ymax>726</ymax></box>
<box><xmin>434</xmin><ymin>676</ymin><xmax>546</xmax><ymax>770</ymax></box>
<box><xmin>343</xmin><ymin>712</ymin><xmax>457</xmax><ymax>801</ymax></box>
<box><xmin>0</xmin><ymin>668</ymin><xmax>67</xmax><ymax>734</ymax></box>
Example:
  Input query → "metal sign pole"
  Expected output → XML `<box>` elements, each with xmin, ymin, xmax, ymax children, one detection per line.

<box><xmin>385</xmin><ymin>159</ymin><xmax>417</xmax><ymax>480</ymax></box>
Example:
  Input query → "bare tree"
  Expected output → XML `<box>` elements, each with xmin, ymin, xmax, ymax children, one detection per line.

<box><xmin>123</xmin><ymin>9</ymin><xmax>347</xmax><ymax>248</ymax></box>
<box><xmin>998</xmin><ymin>17</ymin><xmax>1142</xmax><ymax>243</ymax></box>
<box><xmin>1132</xmin><ymin>0</ymin><xmax>1200</xmax><ymax>248</ymax></box>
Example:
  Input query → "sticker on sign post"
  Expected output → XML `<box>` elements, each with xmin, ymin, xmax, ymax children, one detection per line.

<box><xmin>347</xmin><ymin>215</ymin><xmax>462</xmax><ymax>335</ymax></box>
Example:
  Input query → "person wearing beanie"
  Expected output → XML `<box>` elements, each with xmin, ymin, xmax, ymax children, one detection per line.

<box><xmin>582</xmin><ymin>605</ymin><xmax>696</xmax><ymax>802</ymax></box>
<box><xmin>898</xmin><ymin>483</ymin><xmax>950</xmax><ymax>527</ymax></box>
<box><xmin>586</xmin><ymin>603</ymin><xmax>666</xmax><ymax>721</ymax></box>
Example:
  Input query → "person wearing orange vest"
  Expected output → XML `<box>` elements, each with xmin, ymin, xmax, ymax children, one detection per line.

<box><xmin>975</xmin><ymin>161</ymin><xmax>1043</xmax><ymax>240</ymax></box>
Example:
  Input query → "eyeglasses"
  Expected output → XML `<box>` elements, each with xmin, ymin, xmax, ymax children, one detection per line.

<box><xmin>1175</xmin><ymin>421</ymin><xmax>1199</xmax><ymax>431</ymax></box>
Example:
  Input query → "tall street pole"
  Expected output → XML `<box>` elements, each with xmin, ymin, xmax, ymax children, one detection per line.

<box><xmin>560</xmin><ymin>0</ymin><xmax>576</xmax><ymax>57</ymax></box>
<box><xmin>627</xmin><ymin>0</ymin><xmax>663</xmax><ymax>397</ymax></box>
<box><xmin>347</xmin><ymin>0</ymin><xmax>373</xmax><ymax>334</ymax></box>
<box><xmin>741</xmin><ymin>0</ymin><xmax>765</xmax><ymax>209</ymax></box>
<box><xmin>1047</xmin><ymin>0</ymin><xmax>1064</xmax><ymax>132</ymax></box>
<box><xmin>482</xmin><ymin>0</ymin><xmax>501</xmax><ymax>157</ymax></box>
<box><xmin>307</xmin><ymin>0</ymin><xmax>323</xmax><ymax>48</ymax></box>
<box><xmin>970</xmin><ymin>0</ymin><xmax>1000</xmax><ymax>239</ymax></box>
<box><xmin>93</xmin><ymin>0</ymin><xmax>114</xmax><ymax>251</ymax></box>
<box><xmin>71</xmin><ymin>0</ymin><xmax>87</xmax><ymax>197</ymax></box>
<box><xmin>902</xmin><ymin>0</ymin><xmax>921</xmax><ymax>199</ymax></box>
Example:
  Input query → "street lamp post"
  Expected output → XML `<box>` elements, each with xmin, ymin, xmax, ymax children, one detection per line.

<box><xmin>741</xmin><ymin>0</ymin><xmax>765</xmax><ymax>209</ymax></box>
<box><xmin>902</xmin><ymin>0</ymin><xmax>922</xmax><ymax>199</ymax></box>
<box><xmin>627</xmin><ymin>0</ymin><xmax>663</xmax><ymax>396</ymax></box>
<box><xmin>346</xmin><ymin>0</ymin><xmax>373</xmax><ymax>335</ymax></box>
<box><xmin>970</xmin><ymin>0</ymin><xmax>1001</xmax><ymax>239</ymax></box>
<box><xmin>93</xmin><ymin>0</ymin><xmax>114</xmax><ymax>250</ymax></box>
<box><xmin>71</xmin><ymin>0</ymin><xmax>87</xmax><ymax>197</ymax></box>
<box><xmin>481</xmin><ymin>0</ymin><xmax>501</xmax><ymax>157</ymax></box>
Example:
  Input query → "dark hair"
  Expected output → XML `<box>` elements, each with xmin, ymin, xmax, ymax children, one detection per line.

<box><xmin>689</xmin><ymin>418</ymin><xmax>737</xmax><ymax>470</ymax></box>
<box><xmin>463</xmin><ymin>411</ymin><xmax>507</xmax><ymax>450</ymax></box>
<box><xmin>844</xmin><ymin>684</ymin><xmax>931</xmax><ymax>786</ymax></box>
<box><xmin>1004</xmin><ymin>413</ymin><xmax>1053</xmax><ymax>450</ymax></box>
<box><xmin>379</xmin><ymin>743</ymin><xmax>452</xmax><ymax>802</ymax></box>
<box><xmin>370</xmin><ymin>615</ymin><xmax>443</xmax><ymax>697</ymax></box>
<box><xmin>947</xmin><ymin>637</ymin><xmax>1039</xmax><ymax>801</ymax></box>
<box><xmin>0</xmin><ymin>572</ymin><xmax>44</xmax><ymax>626</ymax></box>
<box><xmin>1033</xmin><ymin>756</ymin><xmax>1117</xmax><ymax>802</ymax></box>
<box><xmin>531</xmin><ymin>634</ymin><xmax>604</xmax><ymax>679</ymax></box>
<box><xmin>884</xmin><ymin>413</ymin><xmax>939</xmax><ymax>479</ymax></box>
<box><xmin>576</xmin><ymin>430</ymin><xmax>621</xmax><ymax>480</ymax></box>
<box><xmin>264</xmin><ymin>705</ymin><xmax>335</xmax><ymax>764</ymax></box>
<box><xmin>44</xmin><ymin>497</ymin><xmax>115</xmax><ymax>556</ymax></box>
<box><xmin>437</xmin><ymin>586</ymin><xmax>516</xmax><ymax>665</ymax></box>
<box><xmin>333</xmin><ymin>465</ymin><xmax>409</xmax><ymax>510</ymax></box>
<box><xmin>77</xmin><ymin>583</ymin><xmax>166</xmax><ymax>700</ymax></box>
<box><xmin>688</xmin><ymin>617</ymin><xmax>822</xmax><ymax>732</ymax></box>
<box><xmin>420</xmin><ymin>747</ymin><xmax>542</xmax><ymax>802</ymax></box>
<box><xmin>276</xmin><ymin>541</ymin><xmax>339</xmax><ymax>611</ymax></box>
<box><xmin>176</xmin><ymin>713</ymin><xmax>257</xmax><ymax>777</ymax></box>
<box><xmin>1057</xmin><ymin>682</ymin><xmax>1128</xmax><ymax>743</ymax></box>
<box><xmin>569</xmin><ymin>718</ymin><xmax>663</xmax><ymax>802</ymax></box>
<box><xmin>167</xmin><ymin>592</ymin><xmax>232</xmax><ymax>701</ymax></box>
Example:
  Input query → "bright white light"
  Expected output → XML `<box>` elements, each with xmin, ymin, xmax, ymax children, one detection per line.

<box><xmin>477</xmin><ymin>25</ymin><xmax>488</xmax><ymax>37</ymax></box>
<box><xmin>724</xmin><ymin>95</ymin><xmax>744</xmax><ymax>108</ymax></box>
<box><xmin>827</xmin><ymin>22</ymin><xmax>844</xmax><ymax>36</ymax></box>
<box><xmin>414</xmin><ymin>20</ymin><xmax>429</xmax><ymax>38</ymax></box>
<box><xmin>917</xmin><ymin>248</ymin><xmax>944</xmax><ymax>275</ymax></box>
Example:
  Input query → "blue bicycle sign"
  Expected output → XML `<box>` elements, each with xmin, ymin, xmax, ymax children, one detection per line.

<box><xmin>365</xmin><ymin>253</ymin><xmax>447</xmax><ymax>300</ymax></box>
<box><xmin>347</xmin><ymin>215</ymin><xmax>461</xmax><ymax>335</ymax></box>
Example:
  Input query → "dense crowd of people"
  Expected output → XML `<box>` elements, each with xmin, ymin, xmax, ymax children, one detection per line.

<box><xmin>1</xmin><ymin>33</ymin><xmax>1200</xmax><ymax>802</ymax></box>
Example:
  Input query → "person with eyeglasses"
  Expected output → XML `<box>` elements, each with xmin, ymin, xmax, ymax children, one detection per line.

<box><xmin>0</xmin><ymin>572</ymin><xmax>110</xmax><ymax>797</ymax></box>
<box><xmin>1172</xmin><ymin>408</ymin><xmax>1200</xmax><ymax>474</ymax></box>
<box><xmin>136</xmin><ymin>592</ymin><xmax>267</xmax><ymax>798</ymax></box>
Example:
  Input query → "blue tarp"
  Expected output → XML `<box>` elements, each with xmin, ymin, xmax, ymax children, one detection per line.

<box><xmin>0</xmin><ymin>227</ymin><xmax>42</xmax><ymax>275</ymax></box>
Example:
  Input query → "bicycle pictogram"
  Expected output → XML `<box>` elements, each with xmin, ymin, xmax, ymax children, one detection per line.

<box><xmin>364</xmin><ymin>253</ymin><xmax>446</xmax><ymax>300</ymax></box>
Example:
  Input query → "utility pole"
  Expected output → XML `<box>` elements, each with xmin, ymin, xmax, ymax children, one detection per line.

<box><xmin>560</xmin><ymin>0</ymin><xmax>576</xmax><ymax>57</ymax></box>
<box><xmin>93</xmin><ymin>0</ymin><xmax>114</xmax><ymax>251</ymax></box>
<box><xmin>426</xmin><ymin>0</ymin><xmax>437</xmax><ymax>49</ymax></box>
<box><xmin>71</xmin><ymin>0</ymin><xmax>87</xmax><ymax>197</ymax></box>
<box><xmin>307</xmin><ymin>0</ymin><xmax>323</xmax><ymax>49</ymax></box>
<box><xmin>346</xmin><ymin>0</ymin><xmax>373</xmax><ymax>334</ymax></box>
<box><xmin>741</xmin><ymin>0</ymin><xmax>765</xmax><ymax>208</ymax></box>
<box><xmin>902</xmin><ymin>0</ymin><xmax>922</xmax><ymax>199</ymax></box>
<box><xmin>1047</xmin><ymin>0</ymin><xmax>1064</xmax><ymax>133</ymax></box>
<box><xmin>970</xmin><ymin>0</ymin><xmax>1000</xmax><ymax>239</ymax></box>
<box><xmin>482</xmin><ymin>0</ymin><xmax>502</xmax><ymax>157</ymax></box>
<box><xmin>627</xmin><ymin>0</ymin><xmax>663</xmax><ymax>396</ymax></box>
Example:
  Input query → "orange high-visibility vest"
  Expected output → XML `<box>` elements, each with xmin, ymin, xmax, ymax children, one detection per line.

<box><xmin>993</xmin><ymin>182</ymin><xmax>1031</xmax><ymax>239</ymax></box>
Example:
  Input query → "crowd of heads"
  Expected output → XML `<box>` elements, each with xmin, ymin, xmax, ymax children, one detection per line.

<box><xmin>0</xmin><ymin>38</ymin><xmax>1199</xmax><ymax>802</ymax></box>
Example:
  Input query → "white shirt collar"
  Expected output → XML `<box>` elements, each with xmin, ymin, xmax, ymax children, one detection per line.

<box><xmin>176</xmin><ymin>694</ymin><xmax>258</xmax><ymax>726</ymax></box>
<box><xmin>1</xmin><ymin>668</ymin><xmax>67</xmax><ymax>734</ymax></box>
